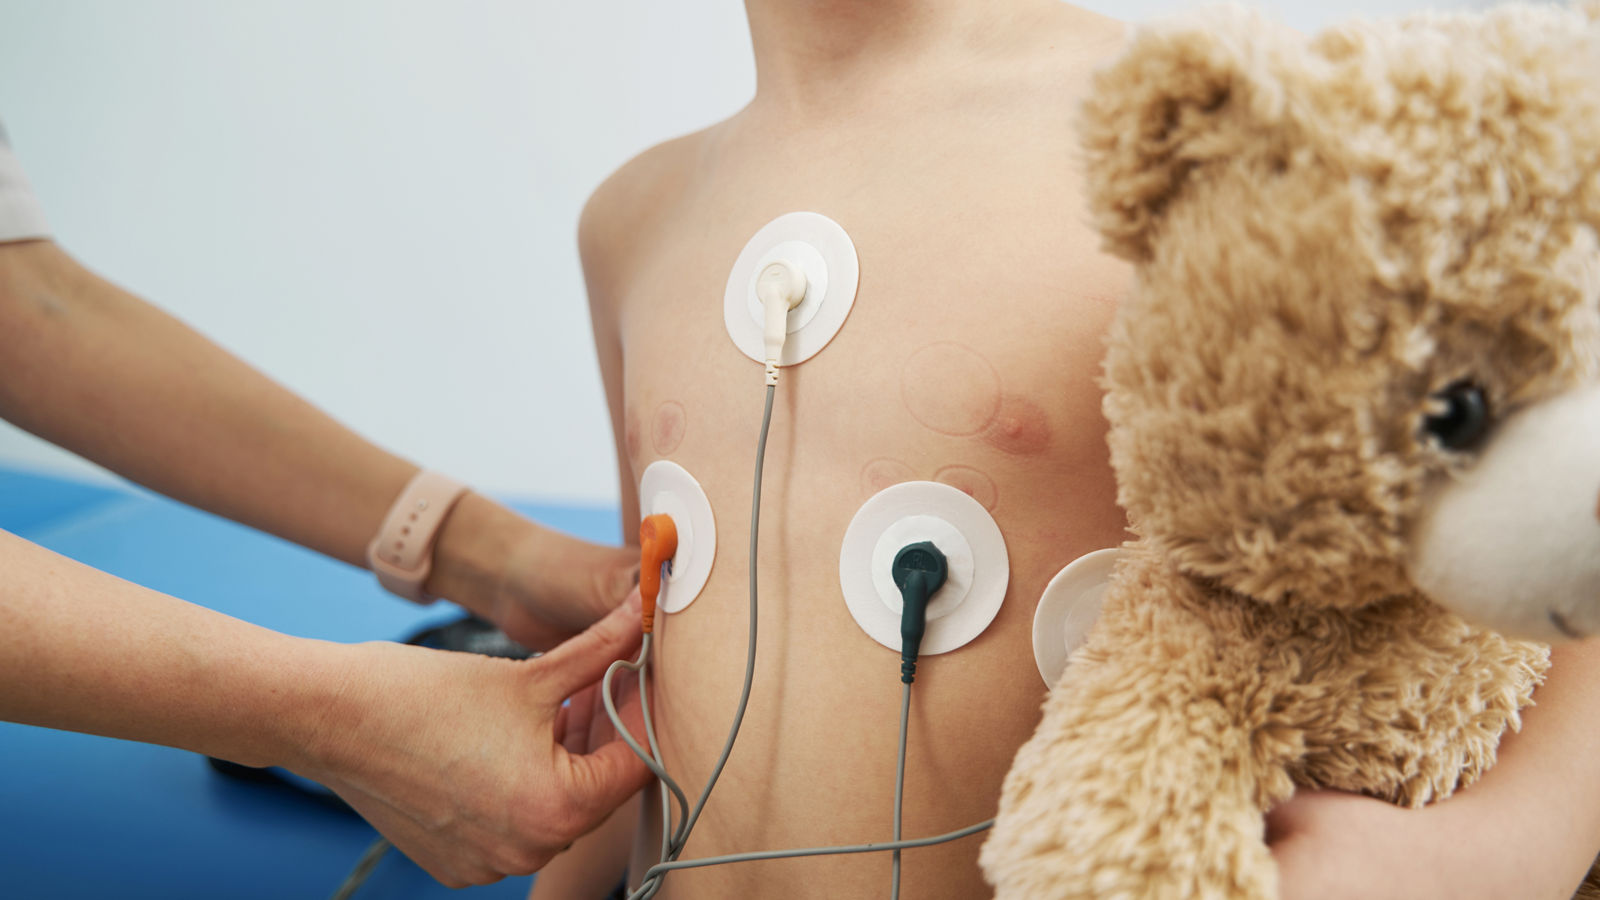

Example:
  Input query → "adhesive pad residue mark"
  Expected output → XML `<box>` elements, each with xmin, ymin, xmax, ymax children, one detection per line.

<box><xmin>653</xmin><ymin>401</ymin><xmax>687</xmax><ymax>456</ymax></box>
<box><xmin>624</xmin><ymin>406</ymin><xmax>643</xmax><ymax>468</ymax></box>
<box><xmin>901</xmin><ymin>342</ymin><xmax>1001</xmax><ymax>437</ymax></box>
<box><xmin>861</xmin><ymin>457</ymin><xmax>916</xmax><ymax>498</ymax></box>
<box><xmin>934</xmin><ymin>465</ymin><xmax>998</xmax><ymax>511</ymax></box>
<box><xmin>981</xmin><ymin>395</ymin><xmax>1052</xmax><ymax>456</ymax></box>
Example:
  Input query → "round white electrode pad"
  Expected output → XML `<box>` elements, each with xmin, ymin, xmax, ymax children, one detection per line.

<box><xmin>639</xmin><ymin>460</ymin><xmax>716</xmax><ymax>614</ymax></box>
<box><xmin>1032</xmin><ymin>548</ymin><xmax>1121</xmax><ymax>689</ymax></box>
<box><xmin>839</xmin><ymin>481</ymin><xmax>1009</xmax><ymax>655</ymax></box>
<box><xmin>724</xmin><ymin>212</ymin><xmax>859</xmax><ymax>368</ymax></box>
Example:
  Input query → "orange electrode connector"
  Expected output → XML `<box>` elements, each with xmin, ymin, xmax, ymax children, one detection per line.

<box><xmin>639</xmin><ymin>514</ymin><xmax>679</xmax><ymax>634</ymax></box>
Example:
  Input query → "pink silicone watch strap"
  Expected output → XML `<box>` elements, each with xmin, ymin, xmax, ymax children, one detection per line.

<box><xmin>367</xmin><ymin>470</ymin><xmax>469</xmax><ymax>604</ymax></box>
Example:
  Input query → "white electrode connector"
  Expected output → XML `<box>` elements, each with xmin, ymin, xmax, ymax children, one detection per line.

<box><xmin>756</xmin><ymin>260</ymin><xmax>808</xmax><ymax>385</ymax></box>
<box><xmin>724</xmin><ymin>212</ymin><xmax>859</xmax><ymax>375</ymax></box>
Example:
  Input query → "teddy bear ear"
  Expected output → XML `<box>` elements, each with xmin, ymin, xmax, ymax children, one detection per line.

<box><xmin>1079</xmin><ymin>7</ymin><xmax>1290</xmax><ymax>262</ymax></box>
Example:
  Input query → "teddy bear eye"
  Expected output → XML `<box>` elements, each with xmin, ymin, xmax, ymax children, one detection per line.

<box><xmin>1421</xmin><ymin>381</ymin><xmax>1490</xmax><ymax>452</ymax></box>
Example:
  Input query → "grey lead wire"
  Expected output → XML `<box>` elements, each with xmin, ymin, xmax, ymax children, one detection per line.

<box><xmin>605</xmin><ymin>636</ymin><xmax>681</xmax><ymax>900</ymax></box>
<box><xmin>632</xmin><ymin>650</ymin><xmax>673</xmax><ymax>900</ymax></box>
<box><xmin>637</xmin><ymin>644</ymin><xmax>676</xmax><ymax>864</ymax></box>
<box><xmin>628</xmin><ymin>383</ymin><xmax>776</xmax><ymax>900</ymax></box>
<box><xmin>602</xmin><ymin>637</ymin><xmax>690</xmax><ymax>834</ymax></box>
<box><xmin>638</xmin><ymin>818</ymin><xmax>997</xmax><ymax>879</ymax></box>
<box><xmin>616</xmin><ymin>381</ymin><xmax>996</xmax><ymax>897</ymax></box>
<box><xmin>675</xmin><ymin>382</ymin><xmax>774</xmax><ymax>844</ymax></box>
<box><xmin>327</xmin><ymin>836</ymin><xmax>390</xmax><ymax>900</ymax></box>
<box><xmin>891</xmin><ymin>680</ymin><xmax>911</xmax><ymax>899</ymax></box>
<box><xmin>629</xmin><ymin>593</ymin><xmax>678</xmax><ymax>862</ymax></box>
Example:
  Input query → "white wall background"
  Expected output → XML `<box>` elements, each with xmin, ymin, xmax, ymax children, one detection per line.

<box><xmin>0</xmin><ymin>0</ymin><xmax>1478</xmax><ymax>506</ymax></box>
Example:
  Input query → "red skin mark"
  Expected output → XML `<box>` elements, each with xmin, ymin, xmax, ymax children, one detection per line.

<box><xmin>624</xmin><ymin>406</ymin><xmax>642</xmax><ymax>467</ymax></box>
<box><xmin>900</xmin><ymin>342</ymin><xmax>1001</xmax><ymax>437</ymax></box>
<box><xmin>935</xmin><ymin>464</ymin><xmax>998</xmax><ymax>511</ymax></box>
<box><xmin>861</xmin><ymin>457</ymin><xmax>916</xmax><ymax>498</ymax></box>
<box><xmin>652</xmin><ymin>401</ymin><xmax>687</xmax><ymax>455</ymax></box>
<box><xmin>981</xmin><ymin>395</ymin><xmax>1052</xmax><ymax>456</ymax></box>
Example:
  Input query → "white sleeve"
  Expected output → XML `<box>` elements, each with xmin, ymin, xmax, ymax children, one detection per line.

<box><xmin>0</xmin><ymin>119</ymin><xmax>52</xmax><ymax>243</ymax></box>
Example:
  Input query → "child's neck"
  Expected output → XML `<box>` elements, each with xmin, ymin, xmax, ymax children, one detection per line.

<box><xmin>741</xmin><ymin>0</ymin><xmax>1067</xmax><ymax>117</ymax></box>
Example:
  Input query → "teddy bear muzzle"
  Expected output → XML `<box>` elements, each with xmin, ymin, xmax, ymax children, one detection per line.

<box><xmin>1408</xmin><ymin>381</ymin><xmax>1600</xmax><ymax>643</ymax></box>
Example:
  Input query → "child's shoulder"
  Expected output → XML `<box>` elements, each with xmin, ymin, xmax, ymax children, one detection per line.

<box><xmin>578</xmin><ymin>128</ymin><xmax>712</xmax><ymax>290</ymax></box>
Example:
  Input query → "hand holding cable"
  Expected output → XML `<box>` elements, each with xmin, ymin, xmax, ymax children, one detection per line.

<box><xmin>601</xmin><ymin>515</ymin><xmax>691</xmax><ymax>852</ymax></box>
<box><xmin>307</xmin><ymin>597</ymin><xmax>654</xmax><ymax>889</ymax></box>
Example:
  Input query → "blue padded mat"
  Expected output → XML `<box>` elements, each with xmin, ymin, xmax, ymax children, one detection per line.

<box><xmin>0</xmin><ymin>466</ymin><xmax>622</xmax><ymax>899</ymax></box>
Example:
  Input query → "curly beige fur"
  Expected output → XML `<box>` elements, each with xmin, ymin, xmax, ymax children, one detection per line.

<box><xmin>982</xmin><ymin>4</ymin><xmax>1600</xmax><ymax>898</ymax></box>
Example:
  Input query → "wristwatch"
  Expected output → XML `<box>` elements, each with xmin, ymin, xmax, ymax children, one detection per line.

<box><xmin>366</xmin><ymin>470</ymin><xmax>469</xmax><ymax>604</ymax></box>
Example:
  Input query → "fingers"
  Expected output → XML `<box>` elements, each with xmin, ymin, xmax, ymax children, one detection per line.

<box><xmin>533</xmin><ymin>592</ymin><xmax>643</xmax><ymax>700</ymax></box>
<box><xmin>563</xmin><ymin>686</ymin><xmax>597</xmax><ymax>755</ymax></box>
<box><xmin>558</xmin><ymin>738</ymin><xmax>655</xmax><ymax>835</ymax></box>
<box><xmin>603</xmin><ymin>664</ymin><xmax>644</xmax><ymax>748</ymax></box>
<box><xmin>580</xmin><ymin>663</ymin><xmax>640</xmax><ymax>754</ymax></box>
<box><xmin>553</xmin><ymin>702</ymin><xmax>571</xmax><ymax>747</ymax></box>
<box><xmin>593</xmin><ymin>555</ymin><xmax>642</xmax><ymax>617</ymax></box>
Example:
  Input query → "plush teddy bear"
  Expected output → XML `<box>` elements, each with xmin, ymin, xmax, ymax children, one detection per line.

<box><xmin>981</xmin><ymin>4</ymin><xmax>1600</xmax><ymax>899</ymax></box>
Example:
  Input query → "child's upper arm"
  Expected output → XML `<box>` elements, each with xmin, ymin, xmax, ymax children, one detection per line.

<box><xmin>579</xmin><ymin>140</ymin><xmax>692</xmax><ymax>544</ymax></box>
<box><xmin>580</xmin><ymin>177</ymin><xmax>635</xmax><ymax>540</ymax></box>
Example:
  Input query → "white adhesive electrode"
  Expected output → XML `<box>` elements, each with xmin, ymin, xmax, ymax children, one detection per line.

<box><xmin>724</xmin><ymin>212</ymin><xmax>859</xmax><ymax>368</ymax></box>
<box><xmin>639</xmin><ymin>460</ymin><xmax>716</xmax><ymax>613</ymax></box>
<box><xmin>1032</xmin><ymin>548</ymin><xmax>1121</xmax><ymax>688</ymax></box>
<box><xmin>839</xmin><ymin>481</ymin><xmax>1010</xmax><ymax>655</ymax></box>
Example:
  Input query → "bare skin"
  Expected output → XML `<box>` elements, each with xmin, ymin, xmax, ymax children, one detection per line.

<box><xmin>534</xmin><ymin>2</ymin><xmax>1600</xmax><ymax>899</ymax></box>
<box><xmin>534</xmin><ymin>3</ymin><xmax>1131</xmax><ymax>898</ymax></box>
<box><xmin>0</xmin><ymin>240</ymin><xmax>638</xmax><ymax>645</ymax></box>
<box><xmin>0</xmin><ymin>237</ymin><xmax>649</xmax><ymax>886</ymax></box>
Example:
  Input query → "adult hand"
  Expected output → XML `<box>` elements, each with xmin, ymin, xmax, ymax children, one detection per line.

<box><xmin>298</xmin><ymin>595</ymin><xmax>652</xmax><ymax>887</ymax></box>
<box><xmin>494</xmin><ymin>529</ymin><xmax>639</xmax><ymax>651</ymax></box>
<box><xmin>556</xmin><ymin>590</ymin><xmax>643</xmax><ymax>758</ymax></box>
<box><xmin>428</xmin><ymin>493</ymin><xmax>639</xmax><ymax>651</ymax></box>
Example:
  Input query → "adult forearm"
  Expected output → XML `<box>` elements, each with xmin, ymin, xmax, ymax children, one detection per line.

<box><xmin>0</xmin><ymin>240</ymin><xmax>411</xmax><ymax>567</ymax></box>
<box><xmin>0</xmin><ymin>528</ymin><xmax>342</xmax><ymax>769</ymax></box>
<box><xmin>0</xmin><ymin>240</ymin><xmax>633</xmax><ymax>633</ymax></box>
<box><xmin>0</xmin><ymin>525</ymin><xmax>656</xmax><ymax>887</ymax></box>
